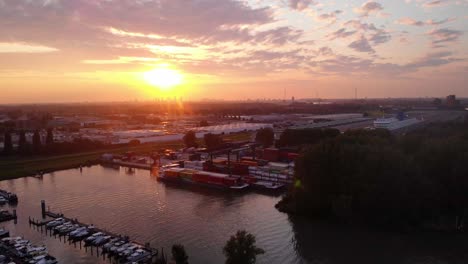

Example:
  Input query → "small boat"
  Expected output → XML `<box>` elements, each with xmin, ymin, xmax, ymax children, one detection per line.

<box><xmin>84</xmin><ymin>232</ymin><xmax>103</xmax><ymax>243</ymax></box>
<box><xmin>252</xmin><ymin>181</ymin><xmax>285</xmax><ymax>191</ymax></box>
<box><xmin>127</xmin><ymin>249</ymin><xmax>151</xmax><ymax>262</ymax></box>
<box><xmin>0</xmin><ymin>228</ymin><xmax>9</xmax><ymax>238</ymax></box>
<box><xmin>46</xmin><ymin>218</ymin><xmax>65</xmax><ymax>229</ymax></box>
<box><xmin>93</xmin><ymin>235</ymin><xmax>111</xmax><ymax>246</ymax></box>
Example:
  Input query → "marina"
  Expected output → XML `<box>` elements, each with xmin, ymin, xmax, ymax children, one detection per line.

<box><xmin>27</xmin><ymin>202</ymin><xmax>159</xmax><ymax>264</ymax></box>
<box><xmin>0</xmin><ymin>229</ymin><xmax>58</xmax><ymax>264</ymax></box>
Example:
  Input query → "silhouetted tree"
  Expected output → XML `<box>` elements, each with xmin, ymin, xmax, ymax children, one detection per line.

<box><xmin>32</xmin><ymin>130</ymin><xmax>41</xmax><ymax>153</ymax></box>
<box><xmin>204</xmin><ymin>133</ymin><xmax>223</xmax><ymax>150</ymax></box>
<box><xmin>18</xmin><ymin>130</ymin><xmax>27</xmax><ymax>154</ymax></box>
<box><xmin>172</xmin><ymin>244</ymin><xmax>189</xmax><ymax>264</ymax></box>
<box><xmin>46</xmin><ymin>128</ymin><xmax>54</xmax><ymax>145</ymax></box>
<box><xmin>277</xmin><ymin>124</ymin><xmax>468</xmax><ymax>230</ymax></box>
<box><xmin>223</xmin><ymin>230</ymin><xmax>264</xmax><ymax>264</ymax></box>
<box><xmin>277</xmin><ymin>128</ymin><xmax>340</xmax><ymax>147</ymax></box>
<box><xmin>2</xmin><ymin>131</ymin><xmax>13</xmax><ymax>155</ymax></box>
<box><xmin>183</xmin><ymin>131</ymin><xmax>197</xmax><ymax>148</ymax></box>
<box><xmin>433</xmin><ymin>98</ymin><xmax>442</xmax><ymax>105</ymax></box>
<box><xmin>255</xmin><ymin>127</ymin><xmax>274</xmax><ymax>147</ymax></box>
<box><xmin>129</xmin><ymin>139</ymin><xmax>141</xmax><ymax>146</ymax></box>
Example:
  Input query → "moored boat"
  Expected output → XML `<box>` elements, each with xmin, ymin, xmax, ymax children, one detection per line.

<box><xmin>159</xmin><ymin>168</ymin><xmax>249</xmax><ymax>190</ymax></box>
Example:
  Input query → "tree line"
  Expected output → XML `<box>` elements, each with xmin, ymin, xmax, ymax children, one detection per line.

<box><xmin>2</xmin><ymin>129</ymin><xmax>105</xmax><ymax>156</ymax></box>
<box><xmin>276</xmin><ymin>120</ymin><xmax>468</xmax><ymax>231</ymax></box>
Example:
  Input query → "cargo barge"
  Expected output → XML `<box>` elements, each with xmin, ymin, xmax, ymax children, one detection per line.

<box><xmin>158</xmin><ymin>168</ymin><xmax>249</xmax><ymax>190</ymax></box>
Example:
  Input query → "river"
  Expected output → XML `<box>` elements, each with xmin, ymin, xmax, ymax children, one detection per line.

<box><xmin>0</xmin><ymin>165</ymin><xmax>467</xmax><ymax>264</ymax></box>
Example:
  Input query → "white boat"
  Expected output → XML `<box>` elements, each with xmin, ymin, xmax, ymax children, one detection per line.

<box><xmin>253</xmin><ymin>181</ymin><xmax>285</xmax><ymax>191</ymax></box>
<box><xmin>373</xmin><ymin>117</ymin><xmax>420</xmax><ymax>131</ymax></box>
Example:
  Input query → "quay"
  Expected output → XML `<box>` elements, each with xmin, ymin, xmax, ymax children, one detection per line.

<box><xmin>29</xmin><ymin>200</ymin><xmax>162</xmax><ymax>264</ymax></box>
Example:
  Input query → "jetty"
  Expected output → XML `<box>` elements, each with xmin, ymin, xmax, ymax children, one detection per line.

<box><xmin>0</xmin><ymin>228</ymin><xmax>57</xmax><ymax>264</ymax></box>
<box><xmin>0</xmin><ymin>210</ymin><xmax>17</xmax><ymax>223</ymax></box>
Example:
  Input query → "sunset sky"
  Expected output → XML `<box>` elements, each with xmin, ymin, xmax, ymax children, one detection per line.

<box><xmin>0</xmin><ymin>0</ymin><xmax>467</xmax><ymax>103</ymax></box>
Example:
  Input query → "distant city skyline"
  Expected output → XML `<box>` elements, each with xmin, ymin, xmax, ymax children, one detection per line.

<box><xmin>0</xmin><ymin>0</ymin><xmax>467</xmax><ymax>103</ymax></box>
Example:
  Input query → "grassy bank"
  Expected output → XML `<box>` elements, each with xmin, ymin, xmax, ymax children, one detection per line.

<box><xmin>0</xmin><ymin>132</ymin><xmax>252</xmax><ymax>180</ymax></box>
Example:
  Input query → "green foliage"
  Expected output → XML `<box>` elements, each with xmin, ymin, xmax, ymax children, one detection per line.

<box><xmin>17</xmin><ymin>130</ymin><xmax>29</xmax><ymax>154</ymax></box>
<box><xmin>223</xmin><ymin>230</ymin><xmax>265</xmax><ymax>264</ymax></box>
<box><xmin>2</xmin><ymin>131</ymin><xmax>13</xmax><ymax>155</ymax></box>
<box><xmin>183</xmin><ymin>131</ymin><xmax>198</xmax><ymax>148</ymax></box>
<box><xmin>255</xmin><ymin>127</ymin><xmax>274</xmax><ymax>147</ymax></box>
<box><xmin>204</xmin><ymin>133</ymin><xmax>223</xmax><ymax>150</ymax></box>
<box><xmin>172</xmin><ymin>244</ymin><xmax>189</xmax><ymax>264</ymax></box>
<box><xmin>277</xmin><ymin>128</ymin><xmax>340</xmax><ymax>147</ymax></box>
<box><xmin>278</xmin><ymin>122</ymin><xmax>468</xmax><ymax>229</ymax></box>
<box><xmin>32</xmin><ymin>130</ymin><xmax>42</xmax><ymax>153</ymax></box>
<box><xmin>46</xmin><ymin>128</ymin><xmax>54</xmax><ymax>145</ymax></box>
<box><xmin>129</xmin><ymin>139</ymin><xmax>141</xmax><ymax>146</ymax></box>
<box><xmin>199</xmin><ymin>120</ymin><xmax>209</xmax><ymax>127</ymax></box>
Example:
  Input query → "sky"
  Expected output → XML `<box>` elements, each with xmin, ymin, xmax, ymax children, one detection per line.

<box><xmin>0</xmin><ymin>0</ymin><xmax>467</xmax><ymax>103</ymax></box>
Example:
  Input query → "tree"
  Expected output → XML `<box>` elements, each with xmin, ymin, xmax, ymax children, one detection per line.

<box><xmin>46</xmin><ymin>128</ymin><xmax>54</xmax><ymax>145</ymax></box>
<box><xmin>2</xmin><ymin>131</ymin><xmax>13</xmax><ymax>155</ymax></box>
<box><xmin>129</xmin><ymin>139</ymin><xmax>141</xmax><ymax>146</ymax></box>
<box><xmin>32</xmin><ymin>130</ymin><xmax>42</xmax><ymax>153</ymax></box>
<box><xmin>18</xmin><ymin>130</ymin><xmax>28</xmax><ymax>154</ymax></box>
<box><xmin>199</xmin><ymin>120</ymin><xmax>209</xmax><ymax>127</ymax></box>
<box><xmin>204</xmin><ymin>133</ymin><xmax>223</xmax><ymax>150</ymax></box>
<box><xmin>223</xmin><ymin>230</ymin><xmax>264</xmax><ymax>264</ymax></box>
<box><xmin>433</xmin><ymin>98</ymin><xmax>442</xmax><ymax>105</ymax></box>
<box><xmin>255</xmin><ymin>127</ymin><xmax>274</xmax><ymax>147</ymax></box>
<box><xmin>183</xmin><ymin>131</ymin><xmax>197</xmax><ymax>148</ymax></box>
<box><xmin>172</xmin><ymin>244</ymin><xmax>189</xmax><ymax>264</ymax></box>
<box><xmin>277</xmin><ymin>128</ymin><xmax>340</xmax><ymax>147</ymax></box>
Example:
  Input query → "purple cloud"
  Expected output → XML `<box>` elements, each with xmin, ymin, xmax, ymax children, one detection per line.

<box><xmin>354</xmin><ymin>1</ymin><xmax>384</xmax><ymax>17</ymax></box>
<box><xmin>289</xmin><ymin>0</ymin><xmax>316</xmax><ymax>11</ymax></box>
<box><xmin>427</xmin><ymin>28</ymin><xmax>463</xmax><ymax>47</ymax></box>
<box><xmin>348</xmin><ymin>36</ymin><xmax>375</xmax><ymax>53</ymax></box>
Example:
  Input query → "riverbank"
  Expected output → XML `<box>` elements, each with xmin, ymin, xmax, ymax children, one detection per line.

<box><xmin>0</xmin><ymin>132</ymin><xmax>252</xmax><ymax>180</ymax></box>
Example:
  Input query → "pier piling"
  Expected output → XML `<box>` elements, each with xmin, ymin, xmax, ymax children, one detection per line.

<box><xmin>41</xmin><ymin>200</ymin><xmax>46</xmax><ymax>218</ymax></box>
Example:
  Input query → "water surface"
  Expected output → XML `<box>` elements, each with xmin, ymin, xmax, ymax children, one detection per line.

<box><xmin>0</xmin><ymin>165</ymin><xmax>467</xmax><ymax>264</ymax></box>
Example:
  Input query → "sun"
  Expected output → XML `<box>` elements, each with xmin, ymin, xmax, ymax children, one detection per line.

<box><xmin>143</xmin><ymin>67</ymin><xmax>183</xmax><ymax>90</ymax></box>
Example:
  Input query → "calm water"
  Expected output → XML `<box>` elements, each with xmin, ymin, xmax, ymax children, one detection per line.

<box><xmin>0</xmin><ymin>165</ymin><xmax>467</xmax><ymax>264</ymax></box>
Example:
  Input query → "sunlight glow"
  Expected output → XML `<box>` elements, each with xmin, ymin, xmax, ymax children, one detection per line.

<box><xmin>143</xmin><ymin>67</ymin><xmax>183</xmax><ymax>90</ymax></box>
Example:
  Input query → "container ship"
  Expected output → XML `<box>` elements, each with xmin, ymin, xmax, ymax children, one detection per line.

<box><xmin>158</xmin><ymin>160</ymin><xmax>292</xmax><ymax>191</ymax></box>
<box><xmin>158</xmin><ymin>168</ymin><xmax>249</xmax><ymax>190</ymax></box>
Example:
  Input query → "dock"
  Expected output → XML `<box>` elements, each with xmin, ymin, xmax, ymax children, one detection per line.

<box><xmin>29</xmin><ymin>200</ymin><xmax>161</xmax><ymax>264</ymax></box>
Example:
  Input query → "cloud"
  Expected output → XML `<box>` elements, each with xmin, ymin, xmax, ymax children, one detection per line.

<box><xmin>396</xmin><ymin>17</ymin><xmax>453</xmax><ymax>26</ymax></box>
<box><xmin>427</xmin><ymin>28</ymin><xmax>463</xmax><ymax>47</ymax></box>
<box><xmin>423</xmin><ymin>0</ymin><xmax>449</xmax><ymax>7</ymax></box>
<box><xmin>0</xmin><ymin>42</ymin><xmax>58</xmax><ymax>53</ymax></box>
<box><xmin>317</xmin><ymin>10</ymin><xmax>343</xmax><ymax>23</ymax></box>
<box><xmin>0</xmin><ymin>0</ymin><xmax>274</xmax><ymax>46</ymax></box>
<box><xmin>406</xmin><ymin>51</ymin><xmax>463</xmax><ymax>68</ymax></box>
<box><xmin>354</xmin><ymin>1</ymin><xmax>384</xmax><ymax>17</ymax></box>
<box><xmin>348</xmin><ymin>36</ymin><xmax>375</xmax><ymax>53</ymax></box>
<box><xmin>396</xmin><ymin>17</ymin><xmax>425</xmax><ymax>26</ymax></box>
<box><xmin>289</xmin><ymin>0</ymin><xmax>316</xmax><ymax>11</ymax></box>
<box><xmin>328</xmin><ymin>28</ymin><xmax>357</xmax><ymax>40</ymax></box>
<box><xmin>344</xmin><ymin>20</ymin><xmax>378</xmax><ymax>31</ymax></box>
<box><xmin>369</xmin><ymin>30</ymin><xmax>391</xmax><ymax>45</ymax></box>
